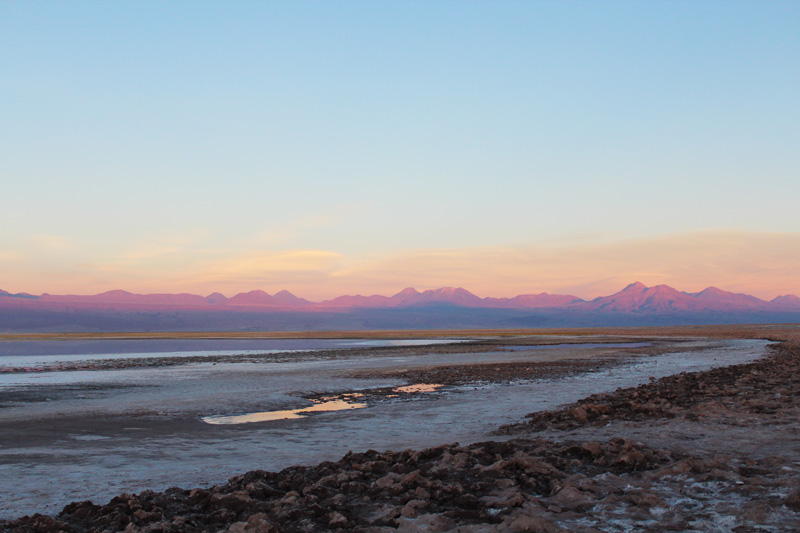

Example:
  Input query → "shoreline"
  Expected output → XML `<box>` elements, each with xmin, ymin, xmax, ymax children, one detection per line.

<box><xmin>0</xmin><ymin>337</ymin><xmax>666</xmax><ymax>376</ymax></box>
<box><xmin>3</xmin><ymin>323</ymin><xmax>796</xmax><ymax>341</ymax></box>
<box><xmin>1</xmin><ymin>326</ymin><xmax>797</xmax><ymax>531</ymax></box>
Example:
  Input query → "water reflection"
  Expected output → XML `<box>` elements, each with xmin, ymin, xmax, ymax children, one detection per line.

<box><xmin>202</xmin><ymin>383</ymin><xmax>444</xmax><ymax>425</ymax></box>
<box><xmin>394</xmin><ymin>383</ymin><xmax>442</xmax><ymax>393</ymax></box>
<box><xmin>202</xmin><ymin>398</ymin><xmax>368</xmax><ymax>425</ymax></box>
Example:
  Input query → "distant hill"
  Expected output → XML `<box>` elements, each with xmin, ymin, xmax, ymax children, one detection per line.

<box><xmin>1</xmin><ymin>282</ymin><xmax>799</xmax><ymax>332</ymax></box>
<box><xmin>574</xmin><ymin>282</ymin><xmax>776</xmax><ymax>313</ymax></box>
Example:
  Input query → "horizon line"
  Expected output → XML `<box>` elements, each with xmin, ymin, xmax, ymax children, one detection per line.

<box><xmin>3</xmin><ymin>281</ymin><xmax>798</xmax><ymax>303</ymax></box>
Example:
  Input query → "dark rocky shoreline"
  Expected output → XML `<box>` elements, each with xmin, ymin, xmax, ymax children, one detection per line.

<box><xmin>3</xmin><ymin>331</ymin><xmax>800</xmax><ymax>532</ymax></box>
<box><xmin>499</xmin><ymin>339</ymin><xmax>800</xmax><ymax>435</ymax></box>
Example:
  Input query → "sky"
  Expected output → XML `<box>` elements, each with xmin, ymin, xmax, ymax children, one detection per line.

<box><xmin>1</xmin><ymin>1</ymin><xmax>799</xmax><ymax>300</ymax></box>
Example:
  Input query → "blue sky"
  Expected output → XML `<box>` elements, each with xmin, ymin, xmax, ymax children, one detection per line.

<box><xmin>1</xmin><ymin>1</ymin><xmax>799</xmax><ymax>298</ymax></box>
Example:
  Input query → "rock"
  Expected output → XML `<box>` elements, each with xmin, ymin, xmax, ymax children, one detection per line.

<box><xmin>483</xmin><ymin>459</ymin><xmax>511</xmax><ymax>473</ymax></box>
<box><xmin>612</xmin><ymin>449</ymin><xmax>646</xmax><ymax>470</ymax></box>
<box><xmin>396</xmin><ymin>513</ymin><xmax>457</xmax><ymax>532</ymax></box>
<box><xmin>581</xmin><ymin>441</ymin><xmax>603</xmax><ymax>458</ymax></box>
<box><xmin>784</xmin><ymin>488</ymin><xmax>800</xmax><ymax>510</ymax></box>
<box><xmin>548</xmin><ymin>484</ymin><xmax>594</xmax><ymax>512</ymax></box>
<box><xmin>624</xmin><ymin>491</ymin><xmax>664</xmax><ymax>509</ymax></box>
<box><xmin>504</xmin><ymin>511</ymin><xmax>564</xmax><ymax>532</ymax></box>
<box><xmin>373</xmin><ymin>474</ymin><xmax>398</xmax><ymax>489</ymax></box>
<box><xmin>481</xmin><ymin>489</ymin><xmax>526</xmax><ymax>509</ymax></box>
<box><xmin>513</xmin><ymin>455</ymin><xmax>555</xmax><ymax>475</ymax></box>
<box><xmin>328</xmin><ymin>493</ymin><xmax>347</xmax><ymax>507</ymax></box>
<box><xmin>412</xmin><ymin>486</ymin><xmax>431</xmax><ymax>499</ymax></box>
<box><xmin>328</xmin><ymin>511</ymin><xmax>348</xmax><ymax>527</ymax></box>
<box><xmin>400</xmin><ymin>470</ymin><xmax>427</xmax><ymax>488</ymax></box>
<box><xmin>133</xmin><ymin>508</ymin><xmax>162</xmax><ymax>523</ymax></box>
<box><xmin>61</xmin><ymin>500</ymin><xmax>101</xmax><ymax>520</ymax></box>
<box><xmin>400</xmin><ymin>504</ymin><xmax>418</xmax><ymax>518</ymax></box>
<box><xmin>571</xmin><ymin>406</ymin><xmax>589</xmax><ymax>423</ymax></box>
<box><xmin>189</xmin><ymin>488</ymin><xmax>212</xmax><ymax>504</ymax></box>
<box><xmin>227</xmin><ymin>521</ymin><xmax>250</xmax><ymax>533</ymax></box>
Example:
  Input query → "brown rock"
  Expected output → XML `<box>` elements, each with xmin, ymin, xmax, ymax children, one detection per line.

<box><xmin>481</xmin><ymin>489</ymin><xmax>526</xmax><ymax>509</ymax></box>
<box><xmin>484</xmin><ymin>459</ymin><xmax>511</xmax><ymax>473</ymax></box>
<box><xmin>784</xmin><ymin>488</ymin><xmax>800</xmax><ymax>510</ymax></box>
<box><xmin>400</xmin><ymin>470</ymin><xmax>427</xmax><ymax>488</ymax></box>
<box><xmin>571</xmin><ymin>406</ymin><xmax>589</xmax><ymax>423</ymax></box>
<box><xmin>412</xmin><ymin>486</ymin><xmax>431</xmax><ymax>499</ymax></box>
<box><xmin>227</xmin><ymin>521</ymin><xmax>250</xmax><ymax>533</ymax></box>
<box><xmin>513</xmin><ymin>455</ymin><xmax>555</xmax><ymax>475</ymax></box>
<box><xmin>625</xmin><ymin>491</ymin><xmax>664</xmax><ymax>509</ymax></box>
<box><xmin>248</xmin><ymin>513</ymin><xmax>279</xmax><ymax>531</ymax></box>
<box><xmin>504</xmin><ymin>512</ymin><xmax>565</xmax><ymax>532</ymax></box>
<box><xmin>327</xmin><ymin>493</ymin><xmax>347</xmax><ymax>507</ymax></box>
<box><xmin>374</xmin><ymin>474</ymin><xmax>399</xmax><ymax>489</ymax></box>
<box><xmin>548</xmin><ymin>484</ymin><xmax>594</xmax><ymax>512</ymax></box>
<box><xmin>612</xmin><ymin>449</ymin><xmax>646</xmax><ymax>470</ymax></box>
<box><xmin>583</xmin><ymin>403</ymin><xmax>610</xmax><ymax>415</ymax></box>
<box><xmin>133</xmin><ymin>508</ymin><xmax>162</xmax><ymax>523</ymax></box>
<box><xmin>400</xmin><ymin>504</ymin><xmax>418</xmax><ymax>518</ymax></box>
<box><xmin>328</xmin><ymin>511</ymin><xmax>348</xmax><ymax>527</ymax></box>
<box><xmin>581</xmin><ymin>441</ymin><xmax>603</xmax><ymax>458</ymax></box>
<box><xmin>396</xmin><ymin>513</ymin><xmax>457</xmax><ymax>532</ymax></box>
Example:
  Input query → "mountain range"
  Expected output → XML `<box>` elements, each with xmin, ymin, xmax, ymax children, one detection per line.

<box><xmin>2</xmin><ymin>282</ymin><xmax>799</xmax><ymax>313</ymax></box>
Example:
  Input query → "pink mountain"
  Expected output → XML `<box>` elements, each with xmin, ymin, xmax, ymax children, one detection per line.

<box><xmin>206</xmin><ymin>292</ymin><xmax>228</xmax><ymax>304</ymax></box>
<box><xmin>320</xmin><ymin>287</ymin><xmax>579</xmax><ymax>308</ymax></box>
<box><xmin>578</xmin><ymin>282</ymin><xmax>772</xmax><ymax>313</ymax></box>
<box><xmin>39</xmin><ymin>290</ymin><xmax>209</xmax><ymax>307</ymax></box>
<box><xmin>319</xmin><ymin>294</ymin><xmax>392</xmax><ymax>308</ymax></box>
<box><xmin>771</xmin><ymin>294</ymin><xmax>800</xmax><ymax>309</ymax></box>
<box><xmin>0</xmin><ymin>289</ymin><xmax>38</xmax><ymax>299</ymax></box>
<box><xmin>271</xmin><ymin>290</ymin><xmax>312</xmax><ymax>307</ymax></box>
<box><xmin>225</xmin><ymin>290</ymin><xmax>278</xmax><ymax>306</ymax></box>
<box><xmin>483</xmin><ymin>293</ymin><xmax>582</xmax><ymax>308</ymax></box>
<box><xmin>689</xmin><ymin>286</ymin><xmax>767</xmax><ymax>310</ymax></box>
<box><xmin>580</xmin><ymin>282</ymin><xmax>692</xmax><ymax>312</ymax></box>
<box><xmin>391</xmin><ymin>287</ymin><xmax>424</xmax><ymax>306</ymax></box>
<box><xmin>18</xmin><ymin>289</ymin><xmax>310</xmax><ymax>310</ymax></box>
<box><xmin>319</xmin><ymin>287</ymin><xmax>486</xmax><ymax>308</ymax></box>
<box><xmin>413</xmin><ymin>287</ymin><xmax>484</xmax><ymax>306</ymax></box>
<box><xmin>222</xmin><ymin>290</ymin><xmax>311</xmax><ymax>307</ymax></box>
<box><xmin>2</xmin><ymin>283</ymin><xmax>798</xmax><ymax>314</ymax></box>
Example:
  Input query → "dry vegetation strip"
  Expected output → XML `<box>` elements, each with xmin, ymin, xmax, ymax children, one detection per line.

<box><xmin>2</xmin><ymin>323</ymin><xmax>798</xmax><ymax>342</ymax></box>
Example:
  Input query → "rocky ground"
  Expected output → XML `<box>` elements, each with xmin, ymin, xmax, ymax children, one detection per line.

<box><xmin>3</xmin><ymin>327</ymin><xmax>800</xmax><ymax>532</ymax></box>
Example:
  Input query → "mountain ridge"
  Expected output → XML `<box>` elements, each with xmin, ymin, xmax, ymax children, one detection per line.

<box><xmin>1</xmin><ymin>283</ymin><xmax>798</xmax><ymax>313</ymax></box>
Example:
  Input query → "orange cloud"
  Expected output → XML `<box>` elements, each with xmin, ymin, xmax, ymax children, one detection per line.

<box><xmin>327</xmin><ymin>230</ymin><xmax>800</xmax><ymax>300</ymax></box>
<box><xmin>1</xmin><ymin>230</ymin><xmax>798</xmax><ymax>300</ymax></box>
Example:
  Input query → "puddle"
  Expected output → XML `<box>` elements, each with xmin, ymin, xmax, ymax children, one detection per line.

<box><xmin>316</xmin><ymin>392</ymin><xmax>364</xmax><ymax>401</ymax></box>
<box><xmin>394</xmin><ymin>383</ymin><xmax>442</xmax><ymax>393</ymax></box>
<box><xmin>202</xmin><ymin>384</ymin><xmax>444</xmax><ymax>425</ymax></box>
<box><xmin>503</xmin><ymin>342</ymin><xmax>652</xmax><ymax>351</ymax></box>
<box><xmin>202</xmin><ymin>399</ymin><xmax>367</xmax><ymax>425</ymax></box>
<box><xmin>71</xmin><ymin>435</ymin><xmax>111</xmax><ymax>441</ymax></box>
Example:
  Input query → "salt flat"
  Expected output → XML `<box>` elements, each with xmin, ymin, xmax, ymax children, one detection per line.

<box><xmin>0</xmin><ymin>336</ymin><xmax>767</xmax><ymax>518</ymax></box>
